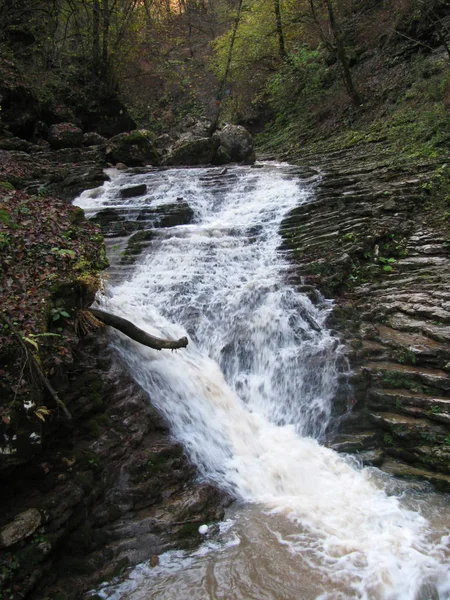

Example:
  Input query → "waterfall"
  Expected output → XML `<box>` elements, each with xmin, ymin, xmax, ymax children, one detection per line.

<box><xmin>76</xmin><ymin>164</ymin><xmax>450</xmax><ymax>600</ymax></box>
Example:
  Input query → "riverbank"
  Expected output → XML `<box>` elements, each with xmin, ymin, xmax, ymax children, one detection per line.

<box><xmin>0</xmin><ymin>142</ymin><xmax>229</xmax><ymax>600</ymax></box>
<box><xmin>277</xmin><ymin>141</ymin><xmax>450</xmax><ymax>491</ymax></box>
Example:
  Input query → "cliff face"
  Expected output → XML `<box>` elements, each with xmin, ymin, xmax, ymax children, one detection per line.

<box><xmin>279</xmin><ymin>143</ymin><xmax>450</xmax><ymax>491</ymax></box>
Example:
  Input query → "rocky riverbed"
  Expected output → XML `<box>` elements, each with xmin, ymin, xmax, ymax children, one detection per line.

<box><xmin>2</xmin><ymin>127</ymin><xmax>450</xmax><ymax>600</ymax></box>
<box><xmin>0</xmin><ymin>124</ymin><xmax>236</xmax><ymax>599</ymax></box>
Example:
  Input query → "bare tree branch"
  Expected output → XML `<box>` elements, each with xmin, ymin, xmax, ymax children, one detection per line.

<box><xmin>90</xmin><ymin>309</ymin><xmax>189</xmax><ymax>350</ymax></box>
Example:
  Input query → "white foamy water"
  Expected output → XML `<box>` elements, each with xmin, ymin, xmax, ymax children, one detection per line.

<box><xmin>76</xmin><ymin>164</ymin><xmax>450</xmax><ymax>600</ymax></box>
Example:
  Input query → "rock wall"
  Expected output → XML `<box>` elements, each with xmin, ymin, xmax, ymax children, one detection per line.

<box><xmin>0</xmin><ymin>332</ymin><xmax>228</xmax><ymax>600</ymax></box>
<box><xmin>280</xmin><ymin>144</ymin><xmax>450</xmax><ymax>492</ymax></box>
<box><xmin>0</xmin><ymin>137</ymin><xmax>228</xmax><ymax>599</ymax></box>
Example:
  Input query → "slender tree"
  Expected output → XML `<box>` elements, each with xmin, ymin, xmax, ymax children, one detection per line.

<box><xmin>309</xmin><ymin>0</ymin><xmax>360</xmax><ymax>106</ymax></box>
<box><xmin>92</xmin><ymin>0</ymin><xmax>101</xmax><ymax>73</ymax></box>
<box><xmin>209</xmin><ymin>0</ymin><xmax>244</xmax><ymax>134</ymax></box>
<box><xmin>274</xmin><ymin>0</ymin><xmax>286</xmax><ymax>59</ymax></box>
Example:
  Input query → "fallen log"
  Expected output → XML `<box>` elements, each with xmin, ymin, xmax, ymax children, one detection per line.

<box><xmin>90</xmin><ymin>309</ymin><xmax>188</xmax><ymax>350</ymax></box>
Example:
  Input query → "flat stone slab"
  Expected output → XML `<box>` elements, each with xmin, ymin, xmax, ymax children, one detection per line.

<box><xmin>0</xmin><ymin>508</ymin><xmax>41</xmax><ymax>548</ymax></box>
<box><xmin>381</xmin><ymin>459</ymin><xmax>450</xmax><ymax>492</ymax></box>
<box><xmin>120</xmin><ymin>183</ymin><xmax>147</xmax><ymax>198</ymax></box>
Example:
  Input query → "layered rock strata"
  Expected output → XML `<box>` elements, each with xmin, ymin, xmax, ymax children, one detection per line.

<box><xmin>279</xmin><ymin>144</ymin><xmax>450</xmax><ymax>491</ymax></box>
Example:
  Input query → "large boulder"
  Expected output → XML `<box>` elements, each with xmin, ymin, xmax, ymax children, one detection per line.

<box><xmin>155</xmin><ymin>133</ymin><xmax>174</xmax><ymax>156</ymax></box>
<box><xmin>214</xmin><ymin>124</ymin><xmax>255</xmax><ymax>164</ymax></box>
<box><xmin>105</xmin><ymin>130</ymin><xmax>159</xmax><ymax>167</ymax></box>
<box><xmin>48</xmin><ymin>123</ymin><xmax>84</xmax><ymax>149</ymax></box>
<box><xmin>164</xmin><ymin>136</ymin><xmax>220</xmax><ymax>166</ymax></box>
<box><xmin>173</xmin><ymin>115</ymin><xmax>212</xmax><ymax>140</ymax></box>
<box><xmin>82</xmin><ymin>131</ymin><xmax>107</xmax><ymax>147</ymax></box>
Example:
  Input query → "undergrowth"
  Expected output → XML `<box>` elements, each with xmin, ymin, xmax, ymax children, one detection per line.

<box><xmin>0</xmin><ymin>186</ymin><xmax>108</xmax><ymax>424</ymax></box>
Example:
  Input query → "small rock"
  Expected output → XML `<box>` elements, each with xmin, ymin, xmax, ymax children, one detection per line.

<box><xmin>382</xmin><ymin>198</ymin><xmax>397</xmax><ymax>211</ymax></box>
<box><xmin>0</xmin><ymin>508</ymin><xmax>41</xmax><ymax>548</ymax></box>
<box><xmin>116</xmin><ymin>162</ymin><xmax>127</xmax><ymax>170</ymax></box>
<box><xmin>150</xmin><ymin>554</ymin><xmax>159</xmax><ymax>567</ymax></box>
<box><xmin>120</xmin><ymin>184</ymin><xmax>147</xmax><ymax>198</ymax></box>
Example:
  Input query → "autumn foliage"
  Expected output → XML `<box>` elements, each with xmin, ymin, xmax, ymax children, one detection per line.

<box><xmin>0</xmin><ymin>186</ymin><xmax>108</xmax><ymax>412</ymax></box>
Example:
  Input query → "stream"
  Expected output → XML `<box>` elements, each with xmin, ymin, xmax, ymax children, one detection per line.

<box><xmin>75</xmin><ymin>163</ymin><xmax>450</xmax><ymax>600</ymax></box>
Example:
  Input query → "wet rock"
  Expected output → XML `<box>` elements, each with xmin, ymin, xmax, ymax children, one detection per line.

<box><xmin>0</xmin><ymin>332</ymin><xmax>227</xmax><ymax>599</ymax></box>
<box><xmin>0</xmin><ymin>508</ymin><xmax>41</xmax><ymax>547</ymax></box>
<box><xmin>164</xmin><ymin>136</ymin><xmax>220</xmax><ymax>166</ymax></box>
<box><xmin>48</xmin><ymin>123</ymin><xmax>84</xmax><ymax>149</ymax></box>
<box><xmin>382</xmin><ymin>459</ymin><xmax>450</xmax><ymax>492</ymax></box>
<box><xmin>92</xmin><ymin>201</ymin><xmax>194</xmax><ymax>240</ymax></box>
<box><xmin>105</xmin><ymin>130</ymin><xmax>159</xmax><ymax>167</ymax></box>
<box><xmin>0</xmin><ymin>134</ymin><xmax>32</xmax><ymax>152</ymax></box>
<box><xmin>120</xmin><ymin>183</ymin><xmax>147</xmax><ymax>198</ymax></box>
<box><xmin>328</xmin><ymin>431</ymin><xmax>377</xmax><ymax>453</ymax></box>
<box><xmin>155</xmin><ymin>133</ymin><xmax>174</xmax><ymax>154</ymax></box>
<box><xmin>152</xmin><ymin>201</ymin><xmax>194</xmax><ymax>228</ymax></box>
<box><xmin>280</xmin><ymin>144</ymin><xmax>450</xmax><ymax>486</ymax></box>
<box><xmin>213</xmin><ymin>124</ymin><xmax>256</xmax><ymax>165</ymax></box>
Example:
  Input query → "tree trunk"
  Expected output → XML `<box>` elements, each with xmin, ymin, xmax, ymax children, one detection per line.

<box><xmin>92</xmin><ymin>0</ymin><xmax>101</xmax><ymax>75</ymax></box>
<box><xmin>324</xmin><ymin>0</ymin><xmax>360</xmax><ymax>106</ymax></box>
<box><xmin>208</xmin><ymin>0</ymin><xmax>244</xmax><ymax>135</ymax></box>
<box><xmin>273</xmin><ymin>0</ymin><xmax>286</xmax><ymax>59</ymax></box>
<box><xmin>90</xmin><ymin>309</ymin><xmax>189</xmax><ymax>350</ymax></box>
<box><xmin>102</xmin><ymin>0</ymin><xmax>110</xmax><ymax>67</ymax></box>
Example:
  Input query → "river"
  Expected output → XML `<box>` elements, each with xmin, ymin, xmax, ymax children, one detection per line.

<box><xmin>75</xmin><ymin>163</ymin><xmax>450</xmax><ymax>600</ymax></box>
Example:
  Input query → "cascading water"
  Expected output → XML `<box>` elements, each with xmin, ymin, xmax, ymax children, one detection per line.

<box><xmin>75</xmin><ymin>164</ymin><xmax>450</xmax><ymax>600</ymax></box>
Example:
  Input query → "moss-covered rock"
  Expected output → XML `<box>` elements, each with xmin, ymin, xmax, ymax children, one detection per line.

<box><xmin>164</xmin><ymin>136</ymin><xmax>220</xmax><ymax>166</ymax></box>
<box><xmin>48</xmin><ymin>123</ymin><xmax>84</xmax><ymax>150</ymax></box>
<box><xmin>105</xmin><ymin>130</ymin><xmax>159</xmax><ymax>167</ymax></box>
<box><xmin>213</xmin><ymin>125</ymin><xmax>255</xmax><ymax>165</ymax></box>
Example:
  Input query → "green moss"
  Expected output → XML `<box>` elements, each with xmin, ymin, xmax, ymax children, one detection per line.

<box><xmin>177</xmin><ymin>522</ymin><xmax>201</xmax><ymax>538</ymax></box>
<box><xmin>124</xmin><ymin>129</ymin><xmax>156</xmax><ymax>144</ymax></box>
<box><xmin>0</xmin><ymin>181</ymin><xmax>15</xmax><ymax>191</ymax></box>
<box><xmin>381</xmin><ymin>371</ymin><xmax>422</xmax><ymax>392</ymax></box>
<box><xmin>82</xmin><ymin>418</ymin><xmax>101</xmax><ymax>438</ymax></box>
<box><xmin>383</xmin><ymin>433</ymin><xmax>393</xmax><ymax>446</ymax></box>
<box><xmin>73</xmin><ymin>450</ymin><xmax>101</xmax><ymax>471</ymax></box>
<box><xmin>395</xmin><ymin>349</ymin><xmax>417</xmax><ymax>366</ymax></box>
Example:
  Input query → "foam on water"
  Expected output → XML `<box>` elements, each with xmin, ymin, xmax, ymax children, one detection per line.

<box><xmin>76</xmin><ymin>164</ymin><xmax>450</xmax><ymax>599</ymax></box>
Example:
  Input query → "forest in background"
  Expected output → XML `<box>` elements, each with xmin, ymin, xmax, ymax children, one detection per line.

<box><xmin>1</xmin><ymin>4</ymin><xmax>450</xmax><ymax>598</ymax></box>
<box><xmin>0</xmin><ymin>0</ymin><xmax>449</xmax><ymax>155</ymax></box>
